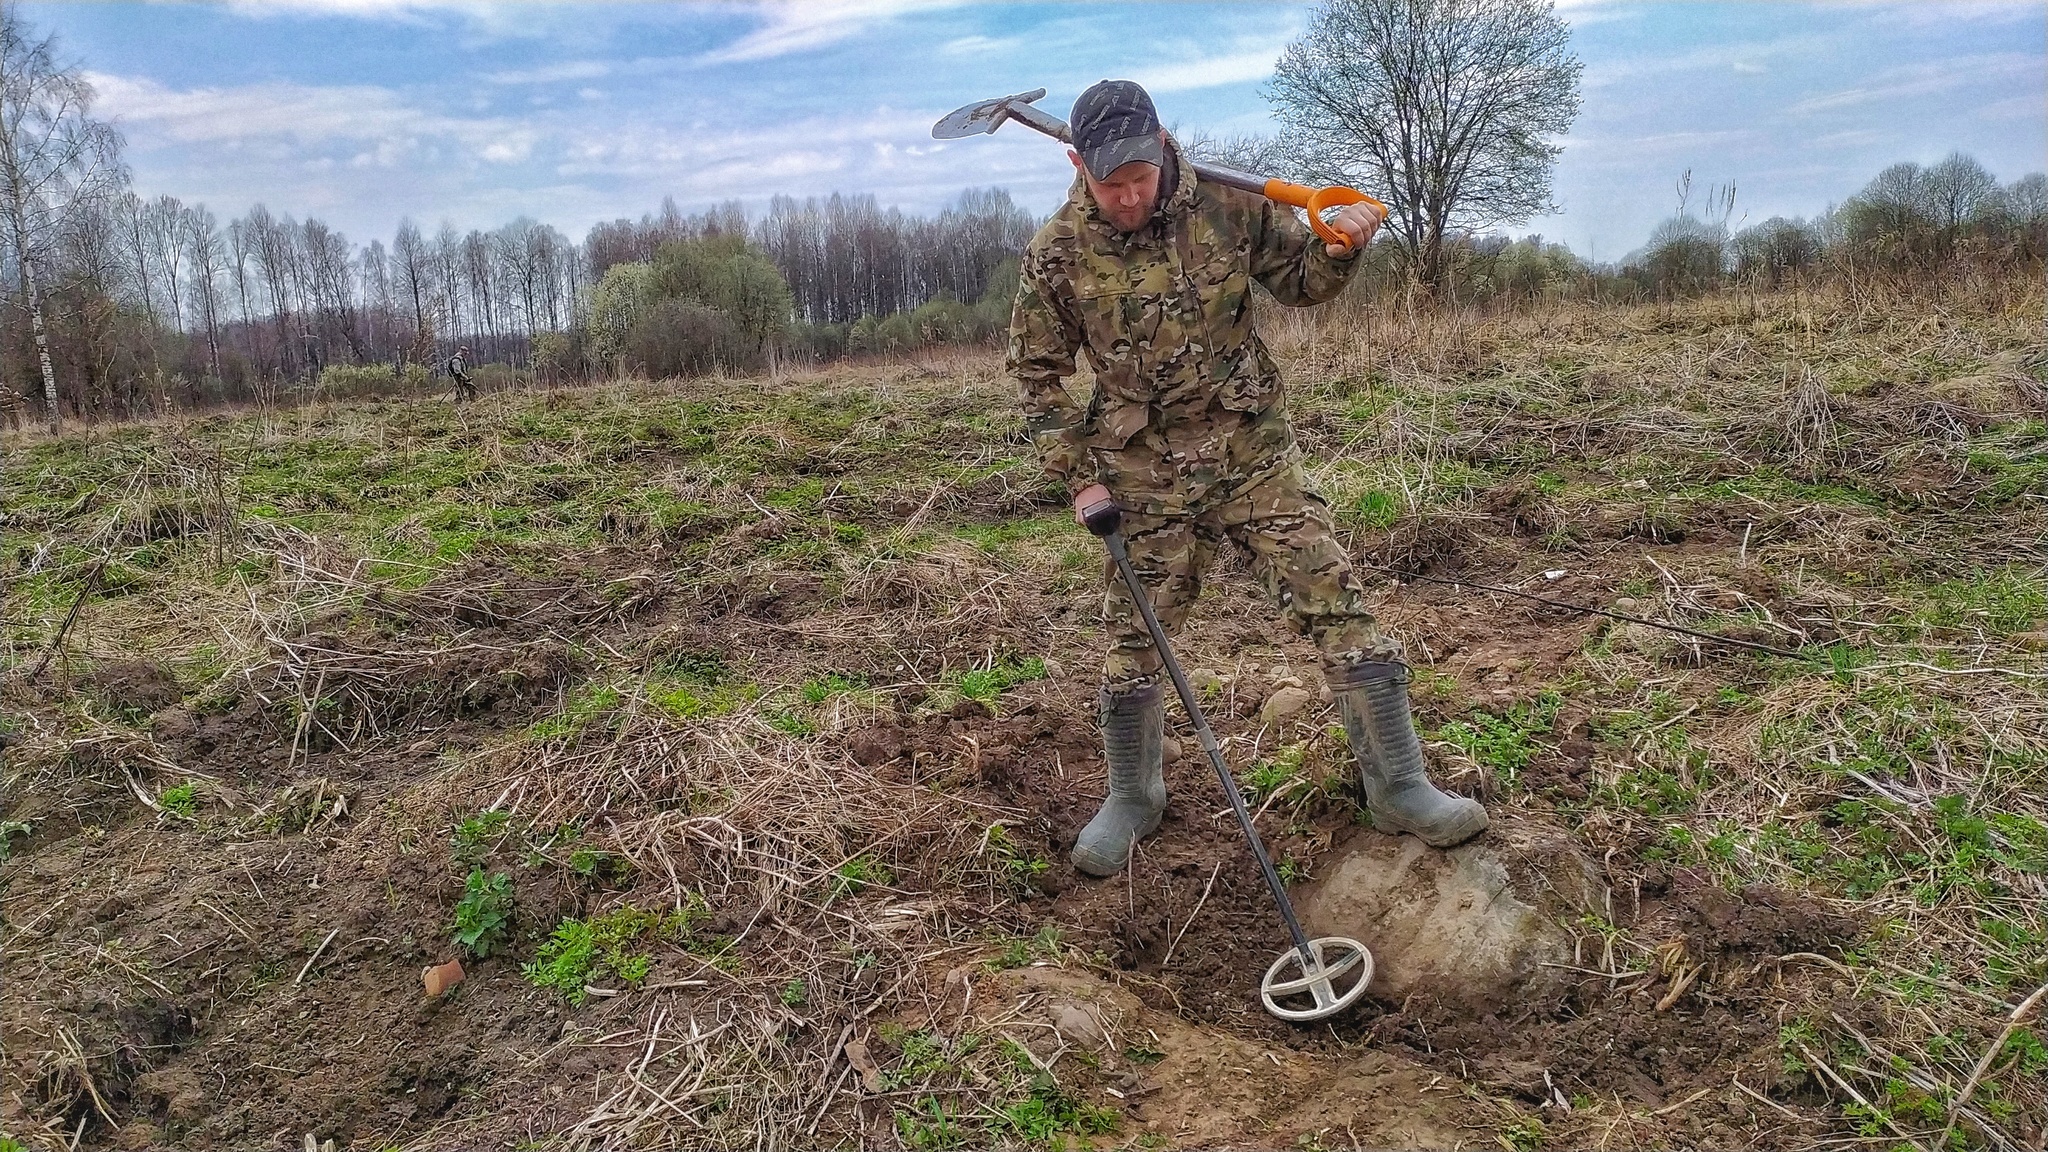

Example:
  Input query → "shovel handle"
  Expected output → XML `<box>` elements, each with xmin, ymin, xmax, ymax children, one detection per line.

<box><xmin>1261</xmin><ymin>180</ymin><xmax>1386</xmax><ymax>251</ymax></box>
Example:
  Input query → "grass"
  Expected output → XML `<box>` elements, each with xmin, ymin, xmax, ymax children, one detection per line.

<box><xmin>157</xmin><ymin>782</ymin><xmax>201</xmax><ymax>820</ymax></box>
<box><xmin>950</xmin><ymin>656</ymin><xmax>1048</xmax><ymax>708</ymax></box>
<box><xmin>523</xmin><ymin>899</ymin><xmax>707</xmax><ymax>1004</ymax></box>
<box><xmin>827</xmin><ymin>854</ymin><xmax>894</xmax><ymax>900</ymax></box>
<box><xmin>1434</xmin><ymin>691</ymin><xmax>1562</xmax><ymax>788</ymax></box>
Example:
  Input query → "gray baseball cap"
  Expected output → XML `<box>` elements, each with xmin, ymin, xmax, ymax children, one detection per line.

<box><xmin>1070</xmin><ymin>80</ymin><xmax>1163</xmax><ymax>180</ymax></box>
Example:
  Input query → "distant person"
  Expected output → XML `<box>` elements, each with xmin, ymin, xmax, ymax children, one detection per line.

<box><xmin>1008</xmin><ymin>79</ymin><xmax>1487</xmax><ymax>878</ymax></box>
<box><xmin>448</xmin><ymin>345</ymin><xmax>476</xmax><ymax>401</ymax></box>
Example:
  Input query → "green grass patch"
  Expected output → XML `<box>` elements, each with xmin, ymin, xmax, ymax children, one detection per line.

<box><xmin>1434</xmin><ymin>691</ymin><xmax>1562</xmax><ymax>787</ymax></box>
<box><xmin>1905</xmin><ymin>568</ymin><xmax>2047</xmax><ymax>636</ymax></box>
<box><xmin>523</xmin><ymin>898</ymin><xmax>709</xmax><ymax>1004</ymax></box>
<box><xmin>158</xmin><ymin>782</ymin><xmax>201</xmax><ymax>820</ymax></box>
<box><xmin>529</xmin><ymin>682</ymin><xmax>624</xmax><ymax>740</ymax></box>
<box><xmin>950</xmin><ymin>657</ymin><xmax>1047</xmax><ymax>708</ymax></box>
<box><xmin>828</xmin><ymin>855</ymin><xmax>894</xmax><ymax>900</ymax></box>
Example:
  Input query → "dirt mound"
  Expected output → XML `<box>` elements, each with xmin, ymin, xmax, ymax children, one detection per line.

<box><xmin>967</xmin><ymin>963</ymin><xmax>1491</xmax><ymax>1150</ymax></box>
<box><xmin>85</xmin><ymin>659</ymin><xmax>183</xmax><ymax>718</ymax></box>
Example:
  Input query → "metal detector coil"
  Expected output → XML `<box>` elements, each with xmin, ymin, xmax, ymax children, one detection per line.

<box><xmin>1261</xmin><ymin>936</ymin><xmax>1373</xmax><ymax>1022</ymax></box>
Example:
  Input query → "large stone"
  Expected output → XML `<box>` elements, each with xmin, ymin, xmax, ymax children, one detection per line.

<box><xmin>1297</xmin><ymin>826</ymin><xmax>1594</xmax><ymax>1008</ymax></box>
<box><xmin>1259</xmin><ymin>686</ymin><xmax>1314</xmax><ymax>726</ymax></box>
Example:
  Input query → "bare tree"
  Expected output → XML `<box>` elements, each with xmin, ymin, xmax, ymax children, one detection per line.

<box><xmin>1923</xmin><ymin>152</ymin><xmax>1999</xmax><ymax>256</ymax></box>
<box><xmin>0</xmin><ymin>2</ymin><xmax>123</xmax><ymax>432</ymax></box>
<box><xmin>1267</xmin><ymin>0</ymin><xmax>1583</xmax><ymax>295</ymax></box>
<box><xmin>185</xmin><ymin>203</ymin><xmax>224</xmax><ymax>380</ymax></box>
<box><xmin>117</xmin><ymin>190</ymin><xmax>158</xmax><ymax>327</ymax></box>
<box><xmin>392</xmin><ymin>218</ymin><xmax>435</xmax><ymax>360</ymax></box>
<box><xmin>245</xmin><ymin>205</ymin><xmax>300</xmax><ymax>378</ymax></box>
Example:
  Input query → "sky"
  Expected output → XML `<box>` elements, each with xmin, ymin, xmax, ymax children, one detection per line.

<box><xmin>21</xmin><ymin>0</ymin><xmax>2048</xmax><ymax>260</ymax></box>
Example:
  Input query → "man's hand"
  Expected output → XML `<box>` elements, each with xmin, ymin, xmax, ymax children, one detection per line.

<box><xmin>1072</xmin><ymin>483</ymin><xmax>1121</xmax><ymax>537</ymax></box>
<box><xmin>1325</xmin><ymin>200</ymin><xmax>1387</xmax><ymax>257</ymax></box>
<box><xmin>1072</xmin><ymin>483</ymin><xmax>1113</xmax><ymax>527</ymax></box>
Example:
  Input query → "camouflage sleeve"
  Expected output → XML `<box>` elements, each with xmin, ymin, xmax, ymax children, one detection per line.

<box><xmin>1006</xmin><ymin>249</ymin><xmax>1088</xmax><ymax>488</ymax></box>
<box><xmin>1247</xmin><ymin>196</ymin><xmax>1362</xmax><ymax>307</ymax></box>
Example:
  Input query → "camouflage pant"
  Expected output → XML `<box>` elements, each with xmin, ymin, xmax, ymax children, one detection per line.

<box><xmin>1101</xmin><ymin>461</ymin><xmax>1399</xmax><ymax>691</ymax></box>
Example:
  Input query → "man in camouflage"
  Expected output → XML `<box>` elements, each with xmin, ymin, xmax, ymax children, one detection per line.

<box><xmin>1007</xmin><ymin>80</ymin><xmax>1488</xmax><ymax>878</ymax></box>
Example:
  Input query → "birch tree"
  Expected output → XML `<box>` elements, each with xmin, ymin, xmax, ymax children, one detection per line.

<box><xmin>0</xmin><ymin>2</ymin><xmax>123</xmax><ymax>431</ymax></box>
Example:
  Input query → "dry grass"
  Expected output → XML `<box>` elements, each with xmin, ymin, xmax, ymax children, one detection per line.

<box><xmin>2</xmin><ymin>273</ymin><xmax>2043</xmax><ymax>1150</ymax></box>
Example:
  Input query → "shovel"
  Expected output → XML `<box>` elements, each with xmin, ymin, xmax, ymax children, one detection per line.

<box><xmin>932</xmin><ymin>87</ymin><xmax>1385</xmax><ymax>252</ymax></box>
<box><xmin>1076</xmin><ymin>486</ymin><xmax>1371</xmax><ymax>1023</ymax></box>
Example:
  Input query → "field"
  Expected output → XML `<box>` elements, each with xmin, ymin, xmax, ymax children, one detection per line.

<box><xmin>3</xmin><ymin>274</ymin><xmax>2045</xmax><ymax>1152</ymax></box>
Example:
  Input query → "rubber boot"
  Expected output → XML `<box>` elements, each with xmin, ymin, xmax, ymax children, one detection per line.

<box><xmin>1330</xmin><ymin>660</ymin><xmax>1489</xmax><ymax>848</ymax></box>
<box><xmin>1070</xmin><ymin>682</ymin><xmax>1168</xmax><ymax>877</ymax></box>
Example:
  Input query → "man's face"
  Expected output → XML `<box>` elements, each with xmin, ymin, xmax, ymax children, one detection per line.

<box><xmin>1070</xmin><ymin>137</ymin><xmax>1164</xmax><ymax>233</ymax></box>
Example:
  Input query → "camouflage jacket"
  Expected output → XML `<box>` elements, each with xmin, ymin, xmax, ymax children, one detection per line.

<box><xmin>1007</xmin><ymin>137</ymin><xmax>1360</xmax><ymax>513</ymax></box>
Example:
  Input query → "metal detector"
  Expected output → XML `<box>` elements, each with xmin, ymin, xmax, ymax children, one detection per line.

<box><xmin>1078</xmin><ymin>488</ymin><xmax>1372</xmax><ymax>1023</ymax></box>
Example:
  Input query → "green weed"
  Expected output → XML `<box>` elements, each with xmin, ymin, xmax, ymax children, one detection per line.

<box><xmin>567</xmin><ymin>847</ymin><xmax>628</xmax><ymax>884</ymax></box>
<box><xmin>1435</xmin><ymin>691</ymin><xmax>1562</xmax><ymax>787</ymax></box>
<box><xmin>523</xmin><ymin>899</ymin><xmax>706</xmax><ymax>1004</ymax></box>
<box><xmin>1352</xmin><ymin>488</ymin><xmax>1401</xmax><ymax>530</ymax></box>
<box><xmin>764</xmin><ymin>708</ymin><xmax>818</xmax><ymax>737</ymax></box>
<box><xmin>894</xmin><ymin>1095</ymin><xmax>965</xmax><ymax>1151</ymax></box>
<box><xmin>1909</xmin><ymin>568</ymin><xmax>2046</xmax><ymax>636</ymax></box>
<box><xmin>951</xmin><ymin>657</ymin><xmax>1048</xmax><ymax>707</ymax></box>
<box><xmin>450</xmin><ymin>869</ymin><xmax>514</xmax><ymax>959</ymax></box>
<box><xmin>802</xmin><ymin>671</ymin><xmax>869</xmax><ymax>704</ymax></box>
<box><xmin>1245</xmin><ymin>743</ymin><xmax>1307</xmax><ymax>801</ymax></box>
<box><xmin>985</xmin><ymin>824</ymin><xmax>1049</xmax><ymax>894</ymax></box>
<box><xmin>2002</xmin><ymin>1028</ymin><xmax>2048</xmax><ymax>1076</ymax></box>
<box><xmin>1002</xmin><ymin>1077</ymin><xmax>1118</xmax><ymax>1144</ymax></box>
<box><xmin>1779</xmin><ymin>1018</ymin><xmax>1822</xmax><ymax>1078</ymax></box>
<box><xmin>986</xmin><ymin>924</ymin><xmax>1064</xmax><ymax>971</ymax></box>
<box><xmin>452</xmin><ymin>810</ymin><xmax>511</xmax><ymax>864</ymax></box>
<box><xmin>158</xmin><ymin>782</ymin><xmax>201</xmax><ymax>820</ymax></box>
<box><xmin>0</xmin><ymin>820</ymin><xmax>31</xmax><ymax>863</ymax></box>
<box><xmin>1497</xmin><ymin>1115</ymin><xmax>1545</xmax><ymax>1151</ymax></box>
<box><xmin>829</xmin><ymin>855</ymin><xmax>894</xmax><ymax>900</ymax></box>
<box><xmin>529</xmin><ymin>682</ymin><xmax>623</xmax><ymax>740</ymax></box>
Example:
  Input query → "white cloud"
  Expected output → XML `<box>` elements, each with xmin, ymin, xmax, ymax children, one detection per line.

<box><xmin>1975</xmin><ymin>93</ymin><xmax>2047</xmax><ymax>121</ymax></box>
<box><xmin>485</xmin><ymin>60</ymin><xmax>610</xmax><ymax>85</ymax></box>
<box><xmin>88</xmin><ymin>71</ymin><xmax>528</xmax><ymax>165</ymax></box>
<box><xmin>1732</xmin><ymin>61</ymin><xmax>1766</xmax><ymax>74</ymax></box>
<box><xmin>698</xmin><ymin>0</ymin><xmax>966</xmax><ymax>64</ymax></box>
<box><xmin>1583</xmin><ymin>33</ymin><xmax>1830</xmax><ymax>88</ymax></box>
<box><xmin>940</xmin><ymin>34</ymin><xmax>1018</xmax><ymax>56</ymax></box>
<box><xmin>1788</xmin><ymin>52</ymin><xmax>2038</xmax><ymax>113</ymax></box>
<box><xmin>1811</xmin><ymin>128</ymin><xmax>1890</xmax><ymax>148</ymax></box>
<box><xmin>1832</xmin><ymin>0</ymin><xmax>2042</xmax><ymax>30</ymax></box>
<box><xmin>1132</xmin><ymin>45</ymin><xmax>1290</xmax><ymax>94</ymax></box>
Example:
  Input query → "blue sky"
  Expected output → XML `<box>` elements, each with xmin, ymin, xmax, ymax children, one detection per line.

<box><xmin>26</xmin><ymin>0</ymin><xmax>2047</xmax><ymax>259</ymax></box>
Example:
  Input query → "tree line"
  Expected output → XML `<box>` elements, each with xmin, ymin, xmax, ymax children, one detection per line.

<box><xmin>0</xmin><ymin>5</ymin><xmax>1038</xmax><ymax>429</ymax></box>
<box><xmin>5</xmin><ymin>0</ymin><xmax>2044</xmax><ymax>430</ymax></box>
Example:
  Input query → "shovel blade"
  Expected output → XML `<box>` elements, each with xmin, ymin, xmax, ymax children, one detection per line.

<box><xmin>931</xmin><ymin>87</ymin><xmax>1048</xmax><ymax>139</ymax></box>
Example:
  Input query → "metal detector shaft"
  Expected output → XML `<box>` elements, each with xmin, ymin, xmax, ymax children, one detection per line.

<box><xmin>1103</xmin><ymin>530</ymin><xmax>1318</xmax><ymax>965</ymax></box>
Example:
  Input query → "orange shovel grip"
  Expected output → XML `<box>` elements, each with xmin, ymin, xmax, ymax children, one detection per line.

<box><xmin>1261</xmin><ymin>179</ymin><xmax>1388</xmax><ymax>251</ymax></box>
